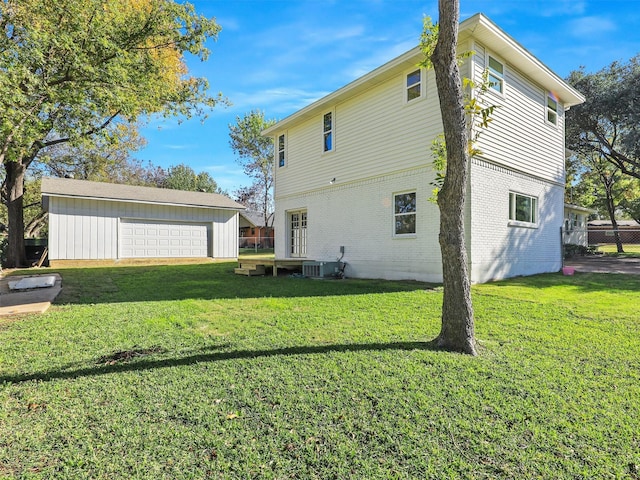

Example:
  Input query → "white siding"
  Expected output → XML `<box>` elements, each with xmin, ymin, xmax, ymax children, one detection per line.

<box><xmin>275</xmin><ymin>67</ymin><xmax>443</xmax><ymax>199</ymax></box>
<box><xmin>47</xmin><ymin>197</ymin><xmax>238</xmax><ymax>260</ymax></box>
<box><xmin>472</xmin><ymin>43</ymin><xmax>566</xmax><ymax>183</ymax></box>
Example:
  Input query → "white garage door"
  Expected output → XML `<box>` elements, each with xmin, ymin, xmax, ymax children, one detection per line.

<box><xmin>120</xmin><ymin>220</ymin><xmax>209</xmax><ymax>258</ymax></box>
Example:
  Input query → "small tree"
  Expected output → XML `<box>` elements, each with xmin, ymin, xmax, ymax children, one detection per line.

<box><xmin>229</xmin><ymin>110</ymin><xmax>277</xmax><ymax>228</ymax></box>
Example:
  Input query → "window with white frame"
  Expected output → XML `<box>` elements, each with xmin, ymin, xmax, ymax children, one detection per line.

<box><xmin>509</xmin><ymin>192</ymin><xmax>537</xmax><ymax>225</ymax></box>
<box><xmin>546</xmin><ymin>92</ymin><xmax>558</xmax><ymax>125</ymax></box>
<box><xmin>278</xmin><ymin>134</ymin><xmax>286</xmax><ymax>167</ymax></box>
<box><xmin>488</xmin><ymin>56</ymin><xmax>504</xmax><ymax>94</ymax></box>
<box><xmin>289</xmin><ymin>210</ymin><xmax>307</xmax><ymax>257</ymax></box>
<box><xmin>394</xmin><ymin>192</ymin><xmax>417</xmax><ymax>235</ymax></box>
<box><xmin>323</xmin><ymin>112</ymin><xmax>333</xmax><ymax>152</ymax></box>
<box><xmin>406</xmin><ymin>69</ymin><xmax>422</xmax><ymax>102</ymax></box>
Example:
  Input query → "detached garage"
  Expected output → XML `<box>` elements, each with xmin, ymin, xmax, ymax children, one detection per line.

<box><xmin>41</xmin><ymin>177</ymin><xmax>245</xmax><ymax>265</ymax></box>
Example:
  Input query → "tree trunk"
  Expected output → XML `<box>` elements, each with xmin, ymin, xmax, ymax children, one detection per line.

<box><xmin>431</xmin><ymin>0</ymin><xmax>476</xmax><ymax>355</ymax></box>
<box><xmin>4</xmin><ymin>161</ymin><xmax>28</xmax><ymax>268</ymax></box>
<box><xmin>600</xmin><ymin>173</ymin><xmax>625</xmax><ymax>253</ymax></box>
<box><xmin>604</xmin><ymin>188</ymin><xmax>624</xmax><ymax>253</ymax></box>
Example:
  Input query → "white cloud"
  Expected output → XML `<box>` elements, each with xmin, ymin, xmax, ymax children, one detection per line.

<box><xmin>220</xmin><ymin>88</ymin><xmax>332</xmax><ymax>117</ymax></box>
<box><xmin>567</xmin><ymin>16</ymin><xmax>617</xmax><ymax>37</ymax></box>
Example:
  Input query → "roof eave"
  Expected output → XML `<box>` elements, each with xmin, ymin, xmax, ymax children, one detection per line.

<box><xmin>460</xmin><ymin>13</ymin><xmax>585</xmax><ymax>107</ymax></box>
<box><xmin>262</xmin><ymin>46</ymin><xmax>422</xmax><ymax>136</ymax></box>
<box><xmin>41</xmin><ymin>191</ymin><xmax>245</xmax><ymax>212</ymax></box>
<box><xmin>263</xmin><ymin>13</ymin><xmax>585</xmax><ymax>137</ymax></box>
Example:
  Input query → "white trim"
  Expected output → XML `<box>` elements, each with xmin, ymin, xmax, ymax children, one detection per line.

<box><xmin>393</xmin><ymin>190</ymin><xmax>417</xmax><ymax>237</ymax></box>
<box><xmin>508</xmin><ymin>191</ymin><xmax>538</xmax><ymax>226</ymax></box>
<box><xmin>42</xmin><ymin>192</ymin><xmax>241</xmax><ymax>211</ymax></box>
<box><xmin>322</xmin><ymin>110</ymin><xmax>335</xmax><ymax>154</ymax></box>
<box><xmin>277</xmin><ymin>132</ymin><xmax>287</xmax><ymax>167</ymax></box>
<box><xmin>287</xmin><ymin>208</ymin><xmax>308</xmax><ymax>258</ymax></box>
<box><xmin>486</xmin><ymin>53</ymin><xmax>505</xmax><ymax>96</ymax></box>
<box><xmin>546</xmin><ymin>91</ymin><xmax>559</xmax><ymax>127</ymax></box>
<box><xmin>404</xmin><ymin>67</ymin><xmax>425</xmax><ymax>104</ymax></box>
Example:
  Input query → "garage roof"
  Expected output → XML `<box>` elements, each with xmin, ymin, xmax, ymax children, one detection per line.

<box><xmin>41</xmin><ymin>177</ymin><xmax>245</xmax><ymax>211</ymax></box>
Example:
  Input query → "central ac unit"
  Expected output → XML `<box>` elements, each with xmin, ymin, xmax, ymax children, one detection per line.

<box><xmin>302</xmin><ymin>261</ymin><xmax>340</xmax><ymax>278</ymax></box>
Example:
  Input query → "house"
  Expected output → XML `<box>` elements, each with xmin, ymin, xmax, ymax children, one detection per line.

<box><xmin>239</xmin><ymin>211</ymin><xmax>274</xmax><ymax>248</ymax></box>
<box><xmin>41</xmin><ymin>177</ymin><xmax>245</xmax><ymax>266</ymax></box>
<box><xmin>262</xmin><ymin>13</ymin><xmax>585</xmax><ymax>283</ymax></box>
<box><xmin>563</xmin><ymin>204</ymin><xmax>595</xmax><ymax>247</ymax></box>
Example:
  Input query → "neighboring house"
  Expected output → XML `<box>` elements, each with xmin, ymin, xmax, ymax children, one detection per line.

<box><xmin>588</xmin><ymin>220</ymin><xmax>640</xmax><ymax>245</ymax></box>
<box><xmin>563</xmin><ymin>204</ymin><xmax>595</xmax><ymax>246</ymax></box>
<box><xmin>41</xmin><ymin>177</ymin><xmax>245</xmax><ymax>265</ymax></box>
<box><xmin>263</xmin><ymin>13</ymin><xmax>585</xmax><ymax>283</ymax></box>
<box><xmin>239</xmin><ymin>211</ymin><xmax>274</xmax><ymax>248</ymax></box>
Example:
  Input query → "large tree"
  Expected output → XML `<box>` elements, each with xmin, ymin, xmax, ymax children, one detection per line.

<box><xmin>566</xmin><ymin>56</ymin><xmax>640</xmax><ymax>181</ymax></box>
<box><xmin>229</xmin><ymin>110</ymin><xmax>277</xmax><ymax>228</ymax></box>
<box><xmin>162</xmin><ymin>163</ymin><xmax>222</xmax><ymax>194</ymax></box>
<box><xmin>0</xmin><ymin>0</ymin><xmax>221</xmax><ymax>267</ymax></box>
<box><xmin>425</xmin><ymin>0</ymin><xmax>476</xmax><ymax>355</ymax></box>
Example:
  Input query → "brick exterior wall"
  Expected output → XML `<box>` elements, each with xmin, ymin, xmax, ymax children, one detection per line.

<box><xmin>469</xmin><ymin>158</ymin><xmax>563</xmax><ymax>282</ymax></box>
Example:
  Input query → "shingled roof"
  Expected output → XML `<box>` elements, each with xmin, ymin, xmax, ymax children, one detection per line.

<box><xmin>41</xmin><ymin>177</ymin><xmax>245</xmax><ymax>211</ymax></box>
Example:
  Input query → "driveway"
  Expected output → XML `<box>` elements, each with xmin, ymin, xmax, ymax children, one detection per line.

<box><xmin>564</xmin><ymin>256</ymin><xmax>640</xmax><ymax>275</ymax></box>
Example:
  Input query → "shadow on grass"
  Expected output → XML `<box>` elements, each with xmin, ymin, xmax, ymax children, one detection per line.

<box><xmin>486</xmin><ymin>271</ymin><xmax>640</xmax><ymax>292</ymax></box>
<box><xmin>0</xmin><ymin>341</ymin><xmax>438</xmax><ymax>384</ymax></box>
<box><xmin>42</xmin><ymin>262</ymin><xmax>438</xmax><ymax>305</ymax></box>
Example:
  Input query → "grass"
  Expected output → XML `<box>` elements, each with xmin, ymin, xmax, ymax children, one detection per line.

<box><xmin>238</xmin><ymin>248</ymin><xmax>275</xmax><ymax>258</ymax></box>
<box><xmin>596</xmin><ymin>243</ymin><xmax>640</xmax><ymax>257</ymax></box>
<box><xmin>1</xmin><ymin>263</ymin><xmax>639</xmax><ymax>479</ymax></box>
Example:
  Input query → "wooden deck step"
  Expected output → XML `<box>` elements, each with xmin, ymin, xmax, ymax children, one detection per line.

<box><xmin>234</xmin><ymin>264</ymin><xmax>266</xmax><ymax>276</ymax></box>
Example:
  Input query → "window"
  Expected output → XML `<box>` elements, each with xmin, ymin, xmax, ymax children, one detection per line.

<box><xmin>394</xmin><ymin>192</ymin><xmax>416</xmax><ymax>235</ymax></box>
<box><xmin>547</xmin><ymin>92</ymin><xmax>558</xmax><ymax>125</ymax></box>
<box><xmin>509</xmin><ymin>192</ymin><xmax>537</xmax><ymax>225</ymax></box>
<box><xmin>289</xmin><ymin>210</ymin><xmax>307</xmax><ymax>257</ymax></box>
<box><xmin>323</xmin><ymin>112</ymin><xmax>333</xmax><ymax>152</ymax></box>
<box><xmin>406</xmin><ymin>69</ymin><xmax>422</xmax><ymax>102</ymax></box>
<box><xmin>278</xmin><ymin>134</ymin><xmax>286</xmax><ymax>167</ymax></box>
<box><xmin>488</xmin><ymin>56</ymin><xmax>504</xmax><ymax>93</ymax></box>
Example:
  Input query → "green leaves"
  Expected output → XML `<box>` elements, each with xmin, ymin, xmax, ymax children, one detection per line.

<box><xmin>1</xmin><ymin>0</ymin><xmax>223</xmax><ymax>163</ymax></box>
<box><xmin>420</xmin><ymin>20</ymin><xmax>498</xmax><ymax>202</ymax></box>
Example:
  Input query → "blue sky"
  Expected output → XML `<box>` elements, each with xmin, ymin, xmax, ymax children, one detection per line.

<box><xmin>136</xmin><ymin>0</ymin><xmax>640</xmax><ymax>193</ymax></box>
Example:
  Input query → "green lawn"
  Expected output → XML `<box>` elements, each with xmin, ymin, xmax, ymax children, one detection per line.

<box><xmin>1</xmin><ymin>263</ymin><xmax>639</xmax><ymax>479</ymax></box>
<box><xmin>596</xmin><ymin>243</ymin><xmax>640</xmax><ymax>256</ymax></box>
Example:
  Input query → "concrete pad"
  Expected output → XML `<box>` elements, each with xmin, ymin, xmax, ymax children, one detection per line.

<box><xmin>0</xmin><ymin>273</ymin><xmax>62</xmax><ymax>316</ymax></box>
<box><xmin>8</xmin><ymin>275</ymin><xmax>57</xmax><ymax>290</ymax></box>
<box><xmin>564</xmin><ymin>256</ymin><xmax>640</xmax><ymax>275</ymax></box>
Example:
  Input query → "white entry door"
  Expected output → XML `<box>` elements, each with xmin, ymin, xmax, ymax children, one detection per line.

<box><xmin>289</xmin><ymin>210</ymin><xmax>307</xmax><ymax>257</ymax></box>
<box><xmin>120</xmin><ymin>220</ymin><xmax>209</xmax><ymax>258</ymax></box>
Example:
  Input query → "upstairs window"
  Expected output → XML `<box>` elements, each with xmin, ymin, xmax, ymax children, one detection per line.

<box><xmin>488</xmin><ymin>56</ymin><xmax>504</xmax><ymax>94</ymax></box>
<box><xmin>323</xmin><ymin>112</ymin><xmax>333</xmax><ymax>152</ymax></box>
<box><xmin>547</xmin><ymin>92</ymin><xmax>558</xmax><ymax>125</ymax></box>
<box><xmin>278</xmin><ymin>134</ymin><xmax>286</xmax><ymax>167</ymax></box>
<box><xmin>406</xmin><ymin>69</ymin><xmax>422</xmax><ymax>102</ymax></box>
<box><xmin>509</xmin><ymin>192</ymin><xmax>537</xmax><ymax>225</ymax></box>
<box><xmin>394</xmin><ymin>192</ymin><xmax>417</xmax><ymax>235</ymax></box>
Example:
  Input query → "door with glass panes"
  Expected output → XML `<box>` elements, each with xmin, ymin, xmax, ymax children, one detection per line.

<box><xmin>289</xmin><ymin>210</ymin><xmax>307</xmax><ymax>257</ymax></box>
